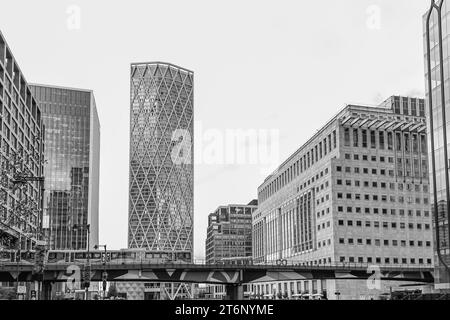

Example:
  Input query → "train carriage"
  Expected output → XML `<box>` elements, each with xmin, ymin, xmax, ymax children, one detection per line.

<box><xmin>1</xmin><ymin>249</ymin><xmax>192</xmax><ymax>265</ymax></box>
<box><xmin>108</xmin><ymin>249</ymin><xmax>145</xmax><ymax>264</ymax></box>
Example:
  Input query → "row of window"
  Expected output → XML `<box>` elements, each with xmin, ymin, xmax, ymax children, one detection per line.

<box><xmin>340</xmin><ymin>256</ymin><xmax>432</xmax><ymax>265</ymax></box>
<box><xmin>336</xmin><ymin>165</ymin><xmax>428</xmax><ymax>179</ymax></box>
<box><xmin>343</xmin><ymin>127</ymin><xmax>426</xmax><ymax>154</ymax></box>
<box><xmin>337</xmin><ymin>208</ymin><xmax>430</xmax><ymax>217</ymax></box>
<box><xmin>338</xmin><ymin>219</ymin><xmax>431</xmax><ymax>230</ymax></box>
<box><xmin>338</xmin><ymin>238</ymin><xmax>432</xmax><ymax>247</ymax></box>
<box><xmin>336</xmin><ymin>192</ymin><xmax>429</xmax><ymax>205</ymax></box>
<box><xmin>299</xmin><ymin>168</ymin><xmax>330</xmax><ymax>192</ymax></box>
<box><xmin>392</xmin><ymin>96</ymin><xmax>426</xmax><ymax>117</ymax></box>
<box><xmin>259</xmin><ymin>131</ymin><xmax>337</xmax><ymax>202</ymax></box>
<box><xmin>336</xmin><ymin>179</ymin><xmax>429</xmax><ymax>193</ymax></box>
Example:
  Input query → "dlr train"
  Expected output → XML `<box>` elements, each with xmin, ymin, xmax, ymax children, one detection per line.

<box><xmin>0</xmin><ymin>249</ymin><xmax>192</xmax><ymax>265</ymax></box>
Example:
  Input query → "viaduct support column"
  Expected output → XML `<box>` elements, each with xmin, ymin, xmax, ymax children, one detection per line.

<box><xmin>225</xmin><ymin>284</ymin><xmax>244</xmax><ymax>300</ymax></box>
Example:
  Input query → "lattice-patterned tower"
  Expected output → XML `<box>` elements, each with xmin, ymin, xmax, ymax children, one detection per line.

<box><xmin>128</xmin><ymin>62</ymin><xmax>194</xmax><ymax>256</ymax></box>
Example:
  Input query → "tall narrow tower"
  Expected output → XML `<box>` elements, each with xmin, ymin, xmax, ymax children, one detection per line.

<box><xmin>424</xmin><ymin>0</ymin><xmax>450</xmax><ymax>290</ymax></box>
<box><xmin>128</xmin><ymin>62</ymin><xmax>194</xmax><ymax>256</ymax></box>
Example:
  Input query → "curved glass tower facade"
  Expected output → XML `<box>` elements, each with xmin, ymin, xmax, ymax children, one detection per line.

<box><xmin>128</xmin><ymin>62</ymin><xmax>194</xmax><ymax>255</ymax></box>
<box><xmin>424</xmin><ymin>0</ymin><xmax>450</xmax><ymax>288</ymax></box>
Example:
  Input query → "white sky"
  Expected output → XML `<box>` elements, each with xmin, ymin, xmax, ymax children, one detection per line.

<box><xmin>0</xmin><ymin>0</ymin><xmax>430</xmax><ymax>259</ymax></box>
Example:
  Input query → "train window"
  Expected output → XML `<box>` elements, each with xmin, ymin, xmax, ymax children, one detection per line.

<box><xmin>75</xmin><ymin>253</ymin><xmax>85</xmax><ymax>259</ymax></box>
<box><xmin>92</xmin><ymin>253</ymin><xmax>101</xmax><ymax>259</ymax></box>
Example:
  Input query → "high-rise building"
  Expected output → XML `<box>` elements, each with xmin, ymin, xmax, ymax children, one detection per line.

<box><xmin>205</xmin><ymin>200</ymin><xmax>257</xmax><ymax>264</ymax></box>
<box><xmin>123</xmin><ymin>62</ymin><xmax>194</xmax><ymax>300</ymax></box>
<box><xmin>0</xmin><ymin>31</ymin><xmax>45</xmax><ymax>251</ymax></box>
<box><xmin>252</xmin><ymin>96</ymin><xmax>434</xmax><ymax>300</ymax></box>
<box><xmin>30</xmin><ymin>84</ymin><xmax>100</xmax><ymax>250</ymax></box>
<box><xmin>205</xmin><ymin>200</ymin><xmax>257</xmax><ymax>299</ymax></box>
<box><xmin>424</xmin><ymin>0</ymin><xmax>450</xmax><ymax>291</ymax></box>
<box><xmin>128</xmin><ymin>62</ymin><xmax>194</xmax><ymax>253</ymax></box>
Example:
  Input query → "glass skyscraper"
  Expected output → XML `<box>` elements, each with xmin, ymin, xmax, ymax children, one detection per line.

<box><xmin>424</xmin><ymin>0</ymin><xmax>450</xmax><ymax>289</ymax></box>
<box><xmin>121</xmin><ymin>62</ymin><xmax>193</xmax><ymax>300</ymax></box>
<box><xmin>30</xmin><ymin>84</ymin><xmax>100</xmax><ymax>250</ymax></box>
<box><xmin>128</xmin><ymin>62</ymin><xmax>194</xmax><ymax>254</ymax></box>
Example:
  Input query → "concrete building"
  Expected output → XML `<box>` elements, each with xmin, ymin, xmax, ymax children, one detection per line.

<box><xmin>205</xmin><ymin>200</ymin><xmax>257</xmax><ymax>264</ymax></box>
<box><xmin>424</xmin><ymin>0</ymin><xmax>450</xmax><ymax>292</ymax></box>
<box><xmin>120</xmin><ymin>62</ymin><xmax>194</xmax><ymax>300</ymax></box>
<box><xmin>252</xmin><ymin>96</ymin><xmax>434</xmax><ymax>300</ymax></box>
<box><xmin>30</xmin><ymin>84</ymin><xmax>100</xmax><ymax>251</ymax></box>
<box><xmin>0</xmin><ymin>31</ymin><xmax>45</xmax><ymax>251</ymax></box>
<box><xmin>205</xmin><ymin>200</ymin><xmax>257</xmax><ymax>299</ymax></box>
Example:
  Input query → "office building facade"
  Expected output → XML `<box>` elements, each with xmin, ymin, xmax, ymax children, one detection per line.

<box><xmin>424</xmin><ymin>0</ymin><xmax>450</xmax><ymax>290</ymax></box>
<box><xmin>122</xmin><ymin>62</ymin><xmax>194</xmax><ymax>300</ymax></box>
<box><xmin>252</xmin><ymin>96</ymin><xmax>434</xmax><ymax>299</ymax></box>
<box><xmin>205</xmin><ymin>200</ymin><xmax>257</xmax><ymax>299</ymax></box>
<box><xmin>0</xmin><ymin>31</ymin><xmax>45</xmax><ymax>251</ymax></box>
<box><xmin>30</xmin><ymin>84</ymin><xmax>100</xmax><ymax>250</ymax></box>
<box><xmin>205</xmin><ymin>200</ymin><xmax>257</xmax><ymax>264</ymax></box>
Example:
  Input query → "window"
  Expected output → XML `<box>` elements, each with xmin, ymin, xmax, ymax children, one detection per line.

<box><xmin>402</xmin><ymin>98</ymin><xmax>409</xmax><ymax>115</ymax></box>
<box><xmin>362</xmin><ymin>130</ymin><xmax>368</xmax><ymax>148</ymax></box>
<box><xmin>353</xmin><ymin>129</ymin><xmax>359</xmax><ymax>147</ymax></box>
<box><xmin>387</xmin><ymin>132</ymin><xmax>393</xmax><ymax>150</ymax></box>
<box><xmin>333</xmin><ymin>131</ymin><xmax>337</xmax><ymax>149</ymax></box>
<box><xmin>344</xmin><ymin>128</ymin><xmax>350</xmax><ymax>147</ymax></box>
<box><xmin>370</xmin><ymin>131</ymin><xmax>376</xmax><ymax>148</ymax></box>
<box><xmin>379</xmin><ymin>132</ymin><xmax>385</xmax><ymax>149</ymax></box>
<box><xmin>411</xmin><ymin>99</ymin><xmax>417</xmax><ymax>116</ymax></box>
